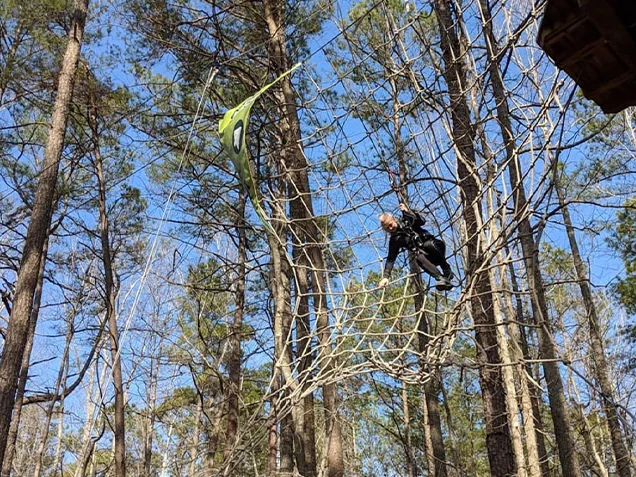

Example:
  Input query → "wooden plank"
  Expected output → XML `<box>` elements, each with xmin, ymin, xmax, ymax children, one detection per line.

<box><xmin>580</xmin><ymin>0</ymin><xmax>636</xmax><ymax>70</ymax></box>
<box><xmin>559</xmin><ymin>36</ymin><xmax>605</xmax><ymax>68</ymax></box>
<box><xmin>585</xmin><ymin>69</ymin><xmax>635</xmax><ymax>98</ymax></box>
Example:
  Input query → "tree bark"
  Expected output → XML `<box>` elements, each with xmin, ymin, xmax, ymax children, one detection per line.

<box><xmin>204</xmin><ymin>399</ymin><xmax>223</xmax><ymax>475</ymax></box>
<box><xmin>1</xmin><ymin>235</ymin><xmax>49</xmax><ymax>477</ymax></box>
<box><xmin>431</xmin><ymin>1</ymin><xmax>516</xmax><ymax>475</ymax></box>
<box><xmin>500</xmin><ymin>269</ymin><xmax>544</xmax><ymax>477</ymax></box>
<box><xmin>504</xmin><ymin>244</ymin><xmax>551</xmax><ymax>477</ymax></box>
<box><xmin>485</xmin><ymin>185</ymin><xmax>528</xmax><ymax>477</ymax></box>
<box><xmin>401</xmin><ymin>379</ymin><xmax>416</xmax><ymax>477</ymax></box>
<box><xmin>0</xmin><ymin>0</ymin><xmax>89</xmax><ymax>464</ymax></box>
<box><xmin>477</xmin><ymin>1</ymin><xmax>581</xmax><ymax>475</ymax></box>
<box><xmin>555</xmin><ymin>183</ymin><xmax>632</xmax><ymax>477</ymax></box>
<box><xmin>268</xmin><ymin>412</ymin><xmax>277</xmax><ymax>477</ymax></box>
<box><xmin>292</xmin><ymin>247</ymin><xmax>317</xmax><ymax>477</ymax></box>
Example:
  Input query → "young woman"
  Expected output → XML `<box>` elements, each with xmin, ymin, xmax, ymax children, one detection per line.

<box><xmin>379</xmin><ymin>203</ymin><xmax>454</xmax><ymax>291</ymax></box>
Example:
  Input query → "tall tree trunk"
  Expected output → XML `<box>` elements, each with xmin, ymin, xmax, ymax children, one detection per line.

<box><xmin>262</xmin><ymin>1</ymin><xmax>343</xmax><ymax>475</ymax></box>
<box><xmin>485</xmin><ymin>184</ymin><xmax>528</xmax><ymax>477</ymax></box>
<box><xmin>204</xmin><ymin>398</ymin><xmax>223</xmax><ymax>475</ymax></box>
<box><xmin>477</xmin><ymin>1</ymin><xmax>581</xmax><ymax>475</ymax></box>
<box><xmin>420</xmin><ymin>386</ymin><xmax>437</xmax><ymax>476</ymax></box>
<box><xmin>499</xmin><ymin>264</ymin><xmax>544</xmax><ymax>477</ymax></box>
<box><xmin>1</xmin><ymin>235</ymin><xmax>49</xmax><ymax>477</ymax></box>
<box><xmin>91</xmin><ymin>101</ymin><xmax>126</xmax><ymax>477</ymax></box>
<box><xmin>267</xmin><ymin>202</ymin><xmax>297</xmax><ymax>475</ymax></box>
<box><xmin>279</xmin><ymin>259</ymin><xmax>295</xmax><ymax>476</ymax></box>
<box><xmin>504</xmin><ymin>243</ymin><xmax>551</xmax><ymax>477</ymax></box>
<box><xmin>223</xmin><ymin>192</ymin><xmax>247</xmax><ymax>474</ymax></box>
<box><xmin>0</xmin><ymin>0</ymin><xmax>89</xmax><ymax>463</ymax></box>
<box><xmin>401</xmin><ymin>379</ymin><xmax>416</xmax><ymax>477</ymax></box>
<box><xmin>293</xmin><ymin>252</ymin><xmax>317</xmax><ymax>477</ymax></box>
<box><xmin>431</xmin><ymin>1</ymin><xmax>516</xmax><ymax>475</ymax></box>
<box><xmin>280</xmin><ymin>407</ymin><xmax>295</xmax><ymax>476</ymax></box>
<box><xmin>555</xmin><ymin>183</ymin><xmax>632</xmax><ymax>477</ymax></box>
<box><xmin>33</xmin><ymin>321</ymin><xmax>74</xmax><ymax>477</ymax></box>
<box><xmin>268</xmin><ymin>412</ymin><xmax>277</xmax><ymax>477</ymax></box>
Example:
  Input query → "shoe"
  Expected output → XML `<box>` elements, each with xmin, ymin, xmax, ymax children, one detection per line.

<box><xmin>435</xmin><ymin>277</ymin><xmax>453</xmax><ymax>291</ymax></box>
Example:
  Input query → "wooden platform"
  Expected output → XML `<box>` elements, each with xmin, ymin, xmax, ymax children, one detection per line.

<box><xmin>537</xmin><ymin>0</ymin><xmax>636</xmax><ymax>113</ymax></box>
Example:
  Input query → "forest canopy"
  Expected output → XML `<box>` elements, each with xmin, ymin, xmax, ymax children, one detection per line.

<box><xmin>0</xmin><ymin>1</ymin><xmax>635</xmax><ymax>476</ymax></box>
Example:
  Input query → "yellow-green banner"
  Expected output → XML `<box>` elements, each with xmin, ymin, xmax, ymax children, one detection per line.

<box><xmin>219</xmin><ymin>63</ymin><xmax>302</xmax><ymax>233</ymax></box>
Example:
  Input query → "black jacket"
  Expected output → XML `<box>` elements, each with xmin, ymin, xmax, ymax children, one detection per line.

<box><xmin>383</xmin><ymin>210</ymin><xmax>434</xmax><ymax>278</ymax></box>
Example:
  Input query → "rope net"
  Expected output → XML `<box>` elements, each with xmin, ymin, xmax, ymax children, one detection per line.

<box><xmin>167</xmin><ymin>0</ymin><xmax>594</xmax><ymax>470</ymax></box>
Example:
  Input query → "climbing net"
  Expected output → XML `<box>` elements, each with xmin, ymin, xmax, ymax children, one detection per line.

<box><xmin>182</xmin><ymin>0</ymin><xmax>588</xmax><ymax>466</ymax></box>
<box><xmin>235</xmin><ymin>0</ymin><xmax>564</xmax><ymax>386</ymax></box>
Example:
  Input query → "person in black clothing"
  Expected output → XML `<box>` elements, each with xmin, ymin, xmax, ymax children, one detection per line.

<box><xmin>379</xmin><ymin>203</ymin><xmax>454</xmax><ymax>291</ymax></box>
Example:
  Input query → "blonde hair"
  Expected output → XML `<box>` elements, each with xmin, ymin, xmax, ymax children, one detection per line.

<box><xmin>379</xmin><ymin>212</ymin><xmax>393</xmax><ymax>223</ymax></box>
<box><xmin>379</xmin><ymin>212</ymin><xmax>395</xmax><ymax>231</ymax></box>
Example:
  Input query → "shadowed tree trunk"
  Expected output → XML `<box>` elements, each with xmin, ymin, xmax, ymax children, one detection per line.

<box><xmin>431</xmin><ymin>1</ymin><xmax>516</xmax><ymax>475</ymax></box>
<box><xmin>0</xmin><ymin>0</ymin><xmax>90</xmax><ymax>464</ymax></box>
<box><xmin>223</xmin><ymin>191</ymin><xmax>247</xmax><ymax>473</ymax></box>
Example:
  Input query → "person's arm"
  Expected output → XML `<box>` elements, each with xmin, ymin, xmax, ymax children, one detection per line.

<box><xmin>400</xmin><ymin>203</ymin><xmax>426</xmax><ymax>229</ymax></box>
<box><xmin>383</xmin><ymin>235</ymin><xmax>400</xmax><ymax>278</ymax></box>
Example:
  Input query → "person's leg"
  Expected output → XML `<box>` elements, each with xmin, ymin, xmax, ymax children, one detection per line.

<box><xmin>414</xmin><ymin>251</ymin><xmax>443</xmax><ymax>279</ymax></box>
<box><xmin>425</xmin><ymin>239</ymin><xmax>454</xmax><ymax>280</ymax></box>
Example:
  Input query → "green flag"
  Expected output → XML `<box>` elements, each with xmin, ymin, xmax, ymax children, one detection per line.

<box><xmin>219</xmin><ymin>63</ymin><xmax>302</xmax><ymax>233</ymax></box>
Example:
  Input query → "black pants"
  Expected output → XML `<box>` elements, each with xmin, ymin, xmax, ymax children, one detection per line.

<box><xmin>414</xmin><ymin>239</ymin><xmax>452</xmax><ymax>280</ymax></box>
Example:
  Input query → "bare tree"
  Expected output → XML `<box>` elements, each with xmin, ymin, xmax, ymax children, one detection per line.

<box><xmin>555</xmin><ymin>180</ymin><xmax>632</xmax><ymax>477</ymax></box>
<box><xmin>477</xmin><ymin>1</ymin><xmax>582</xmax><ymax>474</ymax></box>
<box><xmin>88</xmin><ymin>86</ymin><xmax>126</xmax><ymax>477</ymax></box>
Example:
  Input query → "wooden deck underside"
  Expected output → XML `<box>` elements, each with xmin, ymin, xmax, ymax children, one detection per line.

<box><xmin>538</xmin><ymin>0</ymin><xmax>636</xmax><ymax>113</ymax></box>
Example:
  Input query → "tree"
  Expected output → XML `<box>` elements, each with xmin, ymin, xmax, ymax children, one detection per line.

<box><xmin>477</xmin><ymin>1</ymin><xmax>582</xmax><ymax>474</ymax></box>
<box><xmin>0</xmin><ymin>0</ymin><xmax>90</xmax><ymax>464</ymax></box>
<box><xmin>430</xmin><ymin>1</ymin><xmax>516</xmax><ymax>475</ymax></box>
<box><xmin>611</xmin><ymin>199</ymin><xmax>636</xmax><ymax>316</ymax></box>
